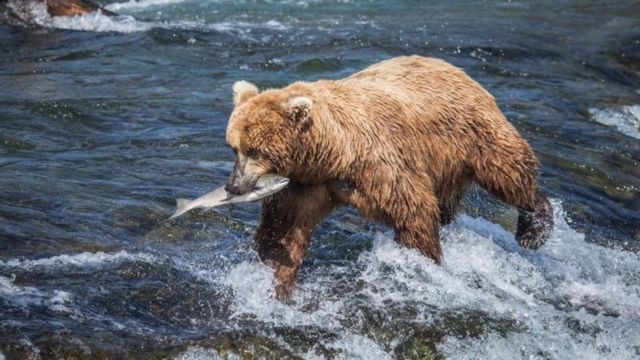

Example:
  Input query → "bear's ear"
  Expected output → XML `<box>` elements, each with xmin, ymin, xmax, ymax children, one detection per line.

<box><xmin>233</xmin><ymin>80</ymin><xmax>259</xmax><ymax>106</ymax></box>
<box><xmin>285</xmin><ymin>96</ymin><xmax>313</xmax><ymax>129</ymax></box>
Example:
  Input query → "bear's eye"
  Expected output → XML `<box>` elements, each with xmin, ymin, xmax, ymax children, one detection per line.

<box><xmin>246</xmin><ymin>148</ymin><xmax>260</xmax><ymax>159</ymax></box>
<box><xmin>231</xmin><ymin>147</ymin><xmax>238</xmax><ymax>155</ymax></box>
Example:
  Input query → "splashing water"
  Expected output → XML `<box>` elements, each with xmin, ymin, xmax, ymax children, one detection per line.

<box><xmin>105</xmin><ymin>0</ymin><xmax>190</xmax><ymax>12</ymax></box>
<box><xmin>0</xmin><ymin>276</ymin><xmax>76</xmax><ymax>314</ymax></box>
<box><xmin>589</xmin><ymin>105</ymin><xmax>640</xmax><ymax>140</ymax></box>
<box><xmin>0</xmin><ymin>250</ymin><xmax>157</xmax><ymax>270</ymax></box>
<box><xmin>188</xmin><ymin>202</ymin><xmax>640</xmax><ymax>358</ymax></box>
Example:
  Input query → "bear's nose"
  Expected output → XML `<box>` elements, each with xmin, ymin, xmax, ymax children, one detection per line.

<box><xmin>225</xmin><ymin>183</ymin><xmax>243</xmax><ymax>195</ymax></box>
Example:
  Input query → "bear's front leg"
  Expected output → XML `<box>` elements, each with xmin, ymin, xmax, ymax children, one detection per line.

<box><xmin>255</xmin><ymin>184</ymin><xmax>337</xmax><ymax>301</ymax></box>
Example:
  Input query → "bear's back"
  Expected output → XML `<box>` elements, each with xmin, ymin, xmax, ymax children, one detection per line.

<box><xmin>345</xmin><ymin>56</ymin><xmax>490</xmax><ymax>105</ymax></box>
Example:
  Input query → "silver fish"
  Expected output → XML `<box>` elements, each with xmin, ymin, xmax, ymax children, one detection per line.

<box><xmin>169</xmin><ymin>175</ymin><xmax>289</xmax><ymax>220</ymax></box>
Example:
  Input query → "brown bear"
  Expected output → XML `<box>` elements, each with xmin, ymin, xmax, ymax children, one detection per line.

<box><xmin>225</xmin><ymin>55</ymin><xmax>553</xmax><ymax>300</ymax></box>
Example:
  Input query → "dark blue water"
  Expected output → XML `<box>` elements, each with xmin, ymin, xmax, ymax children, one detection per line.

<box><xmin>1</xmin><ymin>1</ymin><xmax>639</xmax><ymax>358</ymax></box>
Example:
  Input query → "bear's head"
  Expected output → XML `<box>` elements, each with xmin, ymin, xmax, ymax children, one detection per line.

<box><xmin>225</xmin><ymin>81</ymin><xmax>313</xmax><ymax>195</ymax></box>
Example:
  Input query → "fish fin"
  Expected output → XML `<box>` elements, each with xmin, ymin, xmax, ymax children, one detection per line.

<box><xmin>168</xmin><ymin>198</ymin><xmax>191</xmax><ymax>220</ymax></box>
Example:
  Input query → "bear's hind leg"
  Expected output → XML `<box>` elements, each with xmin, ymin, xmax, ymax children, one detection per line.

<box><xmin>437</xmin><ymin>167</ymin><xmax>473</xmax><ymax>226</ymax></box>
<box><xmin>255</xmin><ymin>184</ymin><xmax>337</xmax><ymax>300</ymax></box>
<box><xmin>439</xmin><ymin>194</ymin><xmax>462</xmax><ymax>226</ymax></box>
<box><xmin>514</xmin><ymin>190</ymin><xmax>553</xmax><ymax>248</ymax></box>
<box><xmin>471</xmin><ymin>138</ymin><xmax>553</xmax><ymax>249</ymax></box>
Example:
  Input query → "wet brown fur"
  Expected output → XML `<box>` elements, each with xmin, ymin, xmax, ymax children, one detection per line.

<box><xmin>226</xmin><ymin>55</ymin><xmax>554</xmax><ymax>300</ymax></box>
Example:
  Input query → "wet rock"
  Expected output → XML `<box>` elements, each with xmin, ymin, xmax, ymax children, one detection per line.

<box><xmin>564</xmin><ymin>317</ymin><xmax>602</xmax><ymax>338</ymax></box>
<box><xmin>614</xmin><ymin>37</ymin><xmax>640</xmax><ymax>72</ymax></box>
<box><xmin>272</xmin><ymin>326</ymin><xmax>340</xmax><ymax>358</ymax></box>
<box><xmin>395</xmin><ymin>332</ymin><xmax>444</xmax><ymax>360</ymax></box>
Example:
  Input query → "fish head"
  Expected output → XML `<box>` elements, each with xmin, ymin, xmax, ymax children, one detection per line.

<box><xmin>258</xmin><ymin>175</ymin><xmax>290</xmax><ymax>192</ymax></box>
<box><xmin>246</xmin><ymin>175</ymin><xmax>290</xmax><ymax>201</ymax></box>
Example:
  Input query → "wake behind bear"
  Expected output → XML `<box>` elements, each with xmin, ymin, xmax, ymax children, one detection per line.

<box><xmin>224</xmin><ymin>55</ymin><xmax>553</xmax><ymax>300</ymax></box>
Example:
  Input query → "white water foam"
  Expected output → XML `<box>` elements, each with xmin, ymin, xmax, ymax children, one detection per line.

<box><xmin>49</xmin><ymin>11</ymin><xmax>150</xmax><ymax>33</ymax></box>
<box><xmin>0</xmin><ymin>251</ymin><xmax>157</xmax><ymax>321</ymax></box>
<box><xmin>0</xmin><ymin>276</ymin><xmax>76</xmax><ymax>314</ymax></box>
<box><xmin>106</xmin><ymin>0</ymin><xmax>189</xmax><ymax>12</ymax></box>
<box><xmin>209</xmin><ymin>201</ymin><xmax>640</xmax><ymax>359</ymax></box>
<box><xmin>49</xmin><ymin>15</ymin><xmax>286</xmax><ymax>34</ymax></box>
<box><xmin>589</xmin><ymin>104</ymin><xmax>640</xmax><ymax>140</ymax></box>
<box><xmin>0</xmin><ymin>250</ymin><xmax>156</xmax><ymax>270</ymax></box>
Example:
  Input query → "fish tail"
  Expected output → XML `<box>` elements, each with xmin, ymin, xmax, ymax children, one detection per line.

<box><xmin>169</xmin><ymin>198</ymin><xmax>191</xmax><ymax>220</ymax></box>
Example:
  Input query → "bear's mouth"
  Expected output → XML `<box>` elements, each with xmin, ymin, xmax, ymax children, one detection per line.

<box><xmin>226</xmin><ymin>158</ymin><xmax>261</xmax><ymax>195</ymax></box>
<box><xmin>222</xmin><ymin>186</ymin><xmax>263</xmax><ymax>202</ymax></box>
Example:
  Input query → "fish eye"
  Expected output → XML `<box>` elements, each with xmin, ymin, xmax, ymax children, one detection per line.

<box><xmin>246</xmin><ymin>148</ymin><xmax>260</xmax><ymax>159</ymax></box>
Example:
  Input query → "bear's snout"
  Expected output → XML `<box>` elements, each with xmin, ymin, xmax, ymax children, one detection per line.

<box><xmin>225</xmin><ymin>169</ymin><xmax>258</xmax><ymax>195</ymax></box>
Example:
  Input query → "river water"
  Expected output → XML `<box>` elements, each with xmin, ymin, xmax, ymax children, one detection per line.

<box><xmin>0</xmin><ymin>0</ymin><xmax>639</xmax><ymax>359</ymax></box>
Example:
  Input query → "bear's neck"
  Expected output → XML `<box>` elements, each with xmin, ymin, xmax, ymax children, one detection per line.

<box><xmin>291</xmin><ymin>81</ymin><xmax>371</xmax><ymax>184</ymax></box>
